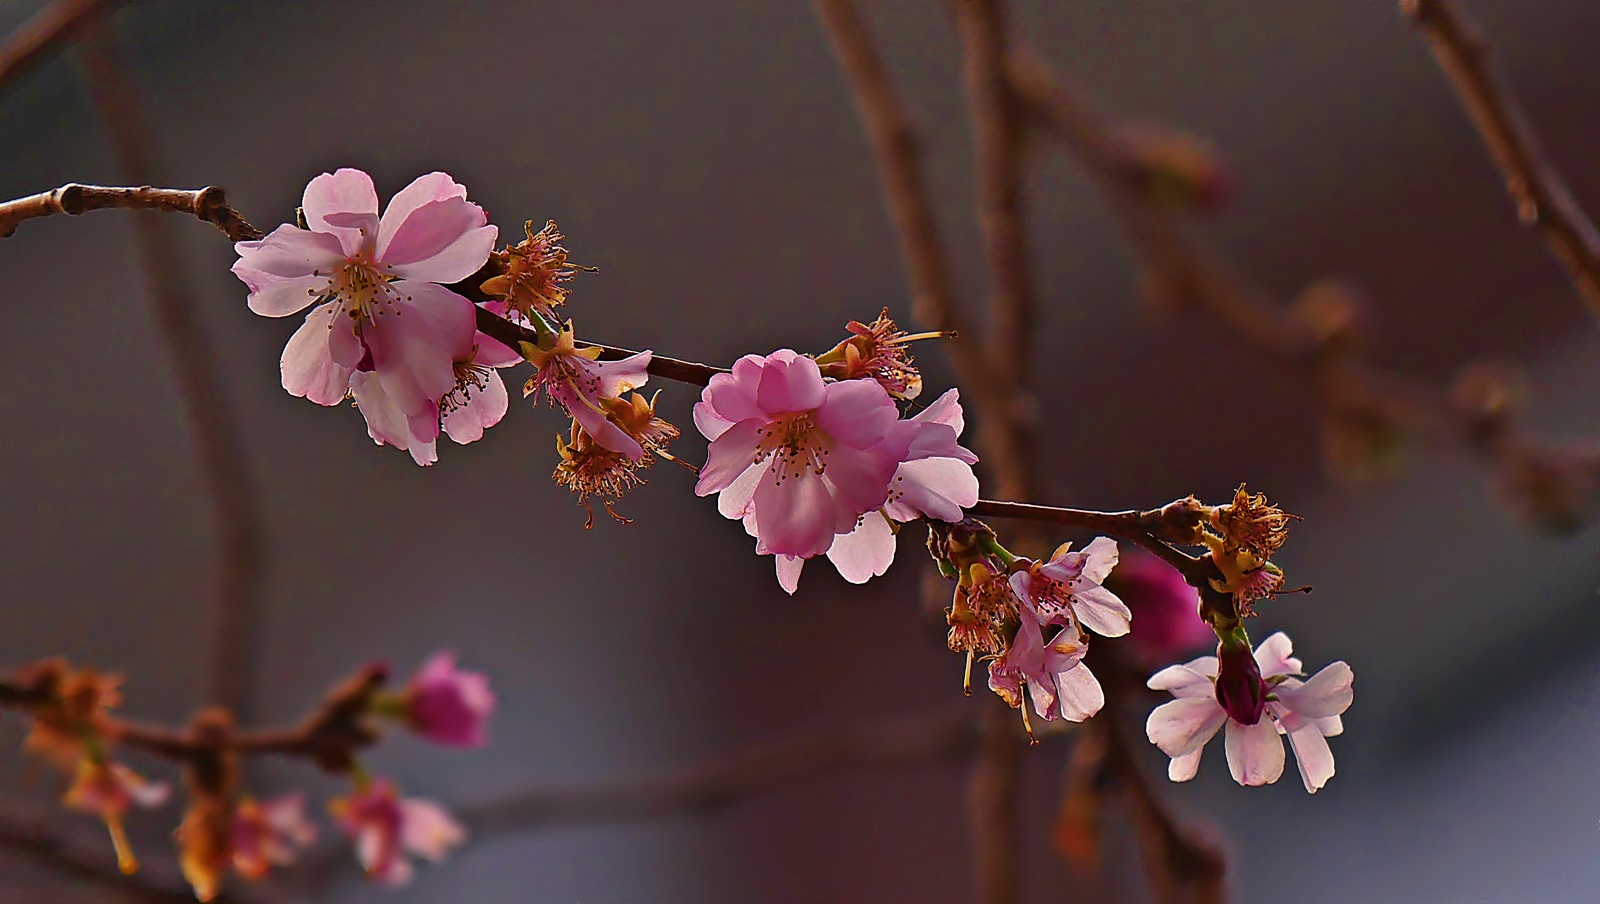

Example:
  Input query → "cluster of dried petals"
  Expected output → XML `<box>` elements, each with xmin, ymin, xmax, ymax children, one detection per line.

<box><xmin>1201</xmin><ymin>485</ymin><xmax>1296</xmax><ymax>616</ymax></box>
<box><xmin>1146</xmin><ymin>632</ymin><xmax>1352</xmax><ymax>793</ymax></box>
<box><xmin>814</xmin><ymin>310</ymin><xmax>945</xmax><ymax>400</ymax></box>
<box><xmin>480</xmin><ymin>219</ymin><xmax>587</xmax><ymax>325</ymax></box>
<box><xmin>522</xmin><ymin>322</ymin><xmax>653</xmax><ymax>460</ymax></box>
<box><xmin>553</xmin><ymin>392</ymin><xmax>682</xmax><ymax>525</ymax></box>
<box><xmin>331</xmin><ymin>779</ymin><xmax>465</xmax><ymax>886</ymax></box>
<box><xmin>233</xmin><ymin>169</ymin><xmax>501</xmax><ymax>465</ymax></box>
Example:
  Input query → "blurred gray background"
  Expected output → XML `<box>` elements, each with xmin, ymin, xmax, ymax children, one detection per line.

<box><xmin>2</xmin><ymin>1</ymin><xmax>1600</xmax><ymax>901</ymax></box>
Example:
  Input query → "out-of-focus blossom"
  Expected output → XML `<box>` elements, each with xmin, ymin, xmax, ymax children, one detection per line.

<box><xmin>403</xmin><ymin>652</ymin><xmax>495</xmax><ymax>749</ymax></box>
<box><xmin>769</xmin><ymin>388</ymin><xmax>979</xmax><ymax>594</ymax></box>
<box><xmin>331</xmin><ymin>780</ymin><xmax>464</xmax><ymax>886</ymax></box>
<box><xmin>233</xmin><ymin>794</ymin><xmax>318</xmax><ymax>879</ymax></box>
<box><xmin>63</xmin><ymin>759</ymin><xmax>170</xmax><ymax>874</ymax></box>
<box><xmin>479</xmin><ymin>220</ymin><xmax>586</xmax><ymax>324</ymax></box>
<box><xmin>1009</xmin><ymin>538</ymin><xmax>1130</xmax><ymax>637</ymax></box>
<box><xmin>523</xmin><ymin>323</ymin><xmax>652</xmax><ymax>460</ymax></box>
<box><xmin>22</xmin><ymin>660</ymin><xmax>120</xmax><ymax>769</ymax></box>
<box><xmin>695</xmin><ymin>350</ymin><xmax>912</xmax><ymax>561</ymax></box>
<box><xmin>1145</xmin><ymin>632</ymin><xmax>1353</xmax><ymax>792</ymax></box>
<box><xmin>1108</xmin><ymin>549</ymin><xmax>1212</xmax><ymax>665</ymax></box>
<box><xmin>988</xmin><ymin>604</ymin><xmax>1103</xmax><ymax>734</ymax></box>
<box><xmin>232</xmin><ymin>169</ymin><xmax>495</xmax><ymax>427</ymax></box>
<box><xmin>814</xmin><ymin>310</ymin><xmax>945</xmax><ymax>400</ymax></box>
<box><xmin>177</xmin><ymin>798</ymin><xmax>232</xmax><ymax>902</ymax></box>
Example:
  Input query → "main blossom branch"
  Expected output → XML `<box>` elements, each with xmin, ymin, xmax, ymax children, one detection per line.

<box><xmin>0</xmin><ymin>183</ymin><xmax>263</xmax><ymax>241</ymax></box>
<box><xmin>1403</xmin><ymin>0</ymin><xmax>1600</xmax><ymax>320</ymax></box>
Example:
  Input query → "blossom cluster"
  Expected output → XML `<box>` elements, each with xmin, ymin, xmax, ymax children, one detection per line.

<box><xmin>5</xmin><ymin>652</ymin><xmax>493</xmax><ymax>899</ymax></box>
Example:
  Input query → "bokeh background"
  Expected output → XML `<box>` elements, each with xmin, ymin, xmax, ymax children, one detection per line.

<box><xmin>2</xmin><ymin>1</ymin><xmax>1600</xmax><ymax>901</ymax></box>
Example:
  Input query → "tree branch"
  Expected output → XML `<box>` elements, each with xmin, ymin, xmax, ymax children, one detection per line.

<box><xmin>1403</xmin><ymin>0</ymin><xmax>1600</xmax><ymax>319</ymax></box>
<box><xmin>0</xmin><ymin>182</ymin><xmax>263</xmax><ymax>241</ymax></box>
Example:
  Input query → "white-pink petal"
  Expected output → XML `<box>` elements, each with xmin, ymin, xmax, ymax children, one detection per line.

<box><xmin>1273</xmin><ymin>661</ymin><xmax>1353</xmax><ymax>719</ymax></box>
<box><xmin>1146</xmin><ymin>662</ymin><xmax>1216</xmax><ymax>698</ymax></box>
<box><xmin>281</xmin><ymin>303</ymin><xmax>354</xmax><ymax>405</ymax></box>
<box><xmin>1071</xmin><ymin>585</ymin><xmax>1132</xmax><ymax>638</ymax></box>
<box><xmin>1053</xmin><ymin>663</ymin><xmax>1104</xmax><ymax>722</ymax></box>
<box><xmin>1168</xmin><ymin>748</ymin><xmax>1204</xmax><ymax>783</ymax></box>
<box><xmin>1224</xmin><ymin>717</ymin><xmax>1285</xmax><ymax>787</ymax></box>
<box><xmin>1146</xmin><ymin>696</ymin><xmax>1227</xmax><ymax>758</ymax></box>
<box><xmin>302</xmin><ymin>168</ymin><xmax>379</xmax><ymax>257</ymax></box>
<box><xmin>1285</xmin><ymin>723</ymin><xmax>1336</xmax><ymax>793</ymax></box>
<box><xmin>1252</xmin><ymin>631</ymin><xmax>1303</xmax><ymax>679</ymax></box>
<box><xmin>826</xmin><ymin>512</ymin><xmax>897</xmax><ymax>584</ymax></box>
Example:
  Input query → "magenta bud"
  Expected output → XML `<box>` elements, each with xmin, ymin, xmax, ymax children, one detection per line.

<box><xmin>1214</xmin><ymin>642</ymin><xmax>1266</xmax><ymax>725</ymax></box>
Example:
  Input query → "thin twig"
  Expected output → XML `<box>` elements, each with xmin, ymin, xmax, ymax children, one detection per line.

<box><xmin>0</xmin><ymin>182</ymin><xmax>263</xmax><ymax>241</ymax></box>
<box><xmin>75</xmin><ymin>22</ymin><xmax>269</xmax><ymax>724</ymax></box>
<box><xmin>0</xmin><ymin>0</ymin><xmax>121</xmax><ymax>93</ymax></box>
<box><xmin>1403</xmin><ymin>0</ymin><xmax>1600</xmax><ymax>319</ymax></box>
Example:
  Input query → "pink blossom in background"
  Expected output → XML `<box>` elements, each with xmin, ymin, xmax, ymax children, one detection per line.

<box><xmin>523</xmin><ymin>324</ymin><xmax>652</xmax><ymax>459</ymax></box>
<box><xmin>770</xmin><ymin>388</ymin><xmax>980</xmax><ymax>594</ymax></box>
<box><xmin>1108</xmin><ymin>548</ymin><xmax>1212</xmax><ymax>665</ymax></box>
<box><xmin>232</xmin><ymin>169</ymin><xmax>497</xmax><ymax>433</ymax></box>
<box><xmin>232</xmin><ymin>794</ymin><xmax>317</xmax><ymax>878</ymax></box>
<box><xmin>404</xmin><ymin>651</ymin><xmax>495</xmax><ymax>748</ymax></box>
<box><xmin>1145</xmin><ymin>632</ymin><xmax>1354</xmax><ymax>792</ymax></box>
<box><xmin>987</xmin><ymin>602</ymin><xmax>1103</xmax><ymax>725</ymax></box>
<box><xmin>332</xmin><ymin>780</ymin><xmax>465</xmax><ymax>886</ymax></box>
<box><xmin>1010</xmin><ymin>537</ymin><xmax>1131</xmax><ymax>637</ymax></box>
<box><xmin>695</xmin><ymin>350</ymin><xmax>913</xmax><ymax>565</ymax></box>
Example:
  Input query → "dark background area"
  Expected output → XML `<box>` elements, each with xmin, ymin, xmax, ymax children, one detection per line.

<box><xmin>2</xmin><ymin>1</ymin><xmax>1600</xmax><ymax>901</ymax></box>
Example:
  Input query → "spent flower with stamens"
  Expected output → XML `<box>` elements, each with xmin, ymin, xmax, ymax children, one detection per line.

<box><xmin>1210</xmin><ymin>484</ymin><xmax>1295</xmax><ymax>562</ymax></box>
<box><xmin>63</xmin><ymin>758</ymin><xmax>170</xmax><ymax>874</ymax></box>
<box><xmin>479</xmin><ymin>220</ymin><xmax>587</xmax><ymax>324</ymax></box>
<box><xmin>22</xmin><ymin>660</ymin><xmax>121</xmax><ymax>769</ymax></box>
<box><xmin>814</xmin><ymin>310</ymin><xmax>946</xmax><ymax>399</ymax></box>
<box><xmin>553</xmin><ymin>392</ymin><xmax>682</xmax><ymax>525</ymax></box>
<box><xmin>522</xmin><ymin>322</ymin><xmax>652</xmax><ymax>460</ymax></box>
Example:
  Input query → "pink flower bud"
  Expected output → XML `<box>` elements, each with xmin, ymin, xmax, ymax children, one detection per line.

<box><xmin>1214</xmin><ymin>641</ymin><xmax>1266</xmax><ymax>726</ymax></box>
<box><xmin>404</xmin><ymin>652</ymin><xmax>494</xmax><ymax>748</ymax></box>
<box><xmin>1109</xmin><ymin>549</ymin><xmax>1212</xmax><ymax>665</ymax></box>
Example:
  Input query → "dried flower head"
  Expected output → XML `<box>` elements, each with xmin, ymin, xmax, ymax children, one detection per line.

<box><xmin>177</xmin><ymin>797</ymin><xmax>233</xmax><ymax>901</ymax></box>
<box><xmin>63</xmin><ymin>758</ymin><xmax>170</xmax><ymax>874</ymax></box>
<box><xmin>1210</xmin><ymin>485</ymin><xmax>1296</xmax><ymax>562</ymax></box>
<box><xmin>479</xmin><ymin>220</ymin><xmax>589</xmax><ymax>323</ymax></box>
<box><xmin>814</xmin><ymin>309</ymin><xmax>946</xmax><ymax>400</ymax></box>
<box><xmin>553</xmin><ymin>392</ymin><xmax>682</xmax><ymax>527</ymax></box>
<box><xmin>23</xmin><ymin>660</ymin><xmax>122</xmax><ymax>769</ymax></box>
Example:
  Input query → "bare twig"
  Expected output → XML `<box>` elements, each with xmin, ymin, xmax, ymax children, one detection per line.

<box><xmin>74</xmin><ymin>25</ymin><xmax>269</xmax><ymax>722</ymax></box>
<box><xmin>1403</xmin><ymin>0</ymin><xmax>1600</xmax><ymax>318</ymax></box>
<box><xmin>0</xmin><ymin>183</ymin><xmax>263</xmax><ymax>241</ymax></box>
<box><xmin>0</xmin><ymin>0</ymin><xmax>121</xmax><ymax>92</ymax></box>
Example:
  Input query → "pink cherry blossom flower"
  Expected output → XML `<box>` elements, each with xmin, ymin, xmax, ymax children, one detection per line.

<box><xmin>770</xmin><ymin>388</ymin><xmax>980</xmax><ymax>594</ymax></box>
<box><xmin>1009</xmin><ymin>538</ymin><xmax>1131</xmax><ymax>637</ymax></box>
<box><xmin>522</xmin><ymin>323</ymin><xmax>652</xmax><ymax>460</ymax></box>
<box><xmin>232</xmin><ymin>794</ymin><xmax>317</xmax><ymax>879</ymax></box>
<box><xmin>352</xmin><ymin>328</ymin><xmax>522</xmax><ymax>465</ymax></box>
<box><xmin>63</xmin><ymin>759</ymin><xmax>170</xmax><ymax>873</ymax></box>
<box><xmin>1109</xmin><ymin>549</ymin><xmax>1212</xmax><ymax>665</ymax></box>
<box><xmin>987</xmin><ymin>607</ymin><xmax>1103</xmax><ymax>733</ymax></box>
<box><xmin>332</xmin><ymin>780</ymin><xmax>464</xmax><ymax>886</ymax></box>
<box><xmin>233</xmin><ymin>169</ymin><xmax>496</xmax><ymax>424</ymax></box>
<box><xmin>695</xmin><ymin>350</ymin><xmax>912</xmax><ymax>561</ymax></box>
<box><xmin>403</xmin><ymin>651</ymin><xmax>495</xmax><ymax>748</ymax></box>
<box><xmin>1145</xmin><ymin>632</ymin><xmax>1353</xmax><ymax>792</ymax></box>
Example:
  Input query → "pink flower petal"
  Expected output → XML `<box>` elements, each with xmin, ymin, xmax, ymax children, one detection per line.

<box><xmin>814</xmin><ymin>377</ymin><xmax>898</xmax><ymax>448</ymax></box>
<box><xmin>1146</xmin><ymin>696</ymin><xmax>1227</xmax><ymax>758</ymax></box>
<box><xmin>696</xmin><ymin>419</ymin><xmax>765</xmax><ymax>495</ymax></box>
<box><xmin>754</xmin><ymin>351</ymin><xmax>825</xmax><ymax>414</ymax></box>
<box><xmin>1252</xmin><ymin>632</ymin><xmax>1303</xmax><ymax>679</ymax></box>
<box><xmin>1224</xmin><ymin>717</ymin><xmax>1285</xmax><ymax>786</ymax></box>
<box><xmin>376</xmin><ymin>172</ymin><xmax>469</xmax><ymax>249</ymax></box>
<box><xmin>1168</xmin><ymin>748</ymin><xmax>1204</xmax><ymax>782</ymax></box>
<box><xmin>381</xmin><ymin>197</ymin><xmax>495</xmax><ymax>282</ymax></box>
<box><xmin>1146</xmin><ymin>661</ymin><xmax>1216</xmax><ymax>698</ymax></box>
<box><xmin>1077</xmin><ymin>537</ymin><xmax>1120</xmax><ymax>584</ymax></box>
<box><xmin>753</xmin><ymin>468</ymin><xmax>836</xmax><ymax>558</ymax></box>
<box><xmin>397</xmin><ymin>799</ymin><xmax>465</xmax><ymax>861</ymax></box>
<box><xmin>1053</xmin><ymin>662</ymin><xmax>1104</xmax><ymax>721</ymax></box>
<box><xmin>281</xmin><ymin>303</ymin><xmax>355</xmax><ymax>405</ymax></box>
<box><xmin>826</xmin><ymin>511</ymin><xmax>896</xmax><ymax>584</ymax></box>
<box><xmin>1285</xmin><ymin>723</ymin><xmax>1335</xmax><ymax>793</ymax></box>
<box><xmin>1072</xmin><ymin>586</ymin><xmax>1132</xmax><ymax>638</ymax></box>
<box><xmin>302</xmin><ymin>169</ymin><xmax>379</xmax><ymax>257</ymax></box>
<box><xmin>1273</xmin><ymin>661</ymin><xmax>1353</xmax><ymax>719</ymax></box>
<box><xmin>442</xmin><ymin>370</ymin><xmax>508</xmax><ymax>445</ymax></box>
<box><xmin>365</xmin><ymin>281</ymin><xmax>476</xmax><ymax>416</ymax></box>
<box><xmin>775</xmin><ymin>555</ymin><xmax>804</xmax><ymax>595</ymax></box>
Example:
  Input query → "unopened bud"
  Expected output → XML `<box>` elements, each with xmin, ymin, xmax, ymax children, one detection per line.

<box><xmin>1214</xmin><ymin>639</ymin><xmax>1266</xmax><ymax>725</ymax></box>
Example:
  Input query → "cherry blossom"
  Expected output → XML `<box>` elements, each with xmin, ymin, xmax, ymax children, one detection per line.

<box><xmin>232</xmin><ymin>794</ymin><xmax>318</xmax><ymax>878</ymax></box>
<box><xmin>352</xmin><ymin>328</ymin><xmax>521</xmax><ymax>466</ymax></box>
<box><xmin>769</xmin><ymin>388</ymin><xmax>979</xmax><ymax>593</ymax></box>
<box><xmin>695</xmin><ymin>350</ymin><xmax>912</xmax><ymax>561</ymax></box>
<box><xmin>232</xmin><ymin>169</ymin><xmax>496</xmax><ymax>427</ymax></box>
<box><xmin>1009</xmin><ymin>537</ymin><xmax>1131</xmax><ymax>637</ymax></box>
<box><xmin>403</xmin><ymin>651</ymin><xmax>495</xmax><ymax>749</ymax></box>
<box><xmin>1145</xmin><ymin>632</ymin><xmax>1353</xmax><ymax>792</ymax></box>
<box><xmin>332</xmin><ymin>780</ymin><xmax>465</xmax><ymax>886</ymax></box>
<box><xmin>987</xmin><ymin>604</ymin><xmax>1104</xmax><ymax>731</ymax></box>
